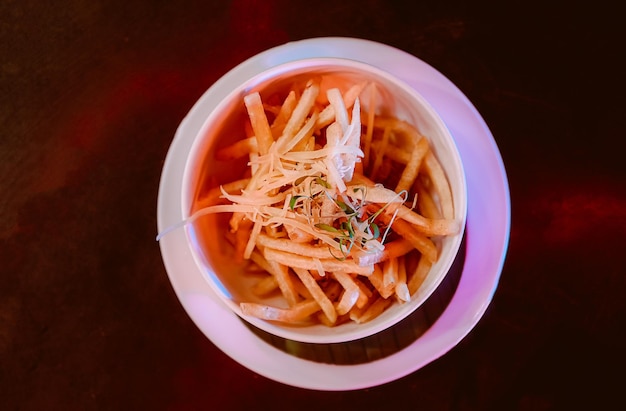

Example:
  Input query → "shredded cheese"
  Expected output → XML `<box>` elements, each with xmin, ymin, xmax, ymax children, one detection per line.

<box><xmin>159</xmin><ymin>83</ymin><xmax>407</xmax><ymax>263</ymax></box>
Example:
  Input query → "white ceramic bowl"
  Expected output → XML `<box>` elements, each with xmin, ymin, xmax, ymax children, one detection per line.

<box><xmin>180</xmin><ymin>57</ymin><xmax>467</xmax><ymax>344</ymax></box>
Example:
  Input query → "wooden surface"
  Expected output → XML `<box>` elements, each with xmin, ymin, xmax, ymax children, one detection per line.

<box><xmin>1</xmin><ymin>1</ymin><xmax>625</xmax><ymax>409</ymax></box>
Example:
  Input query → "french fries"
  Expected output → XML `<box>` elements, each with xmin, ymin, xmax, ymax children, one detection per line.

<box><xmin>189</xmin><ymin>75</ymin><xmax>460</xmax><ymax>327</ymax></box>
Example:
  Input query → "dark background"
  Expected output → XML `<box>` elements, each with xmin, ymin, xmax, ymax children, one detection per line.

<box><xmin>2</xmin><ymin>1</ymin><xmax>625</xmax><ymax>409</ymax></box>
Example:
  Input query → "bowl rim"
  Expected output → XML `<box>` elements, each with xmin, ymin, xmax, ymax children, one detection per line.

<box><xmin>179</xmin><ymin>56</ymin><xmax>468</xmax><ymax>344</ymax></box>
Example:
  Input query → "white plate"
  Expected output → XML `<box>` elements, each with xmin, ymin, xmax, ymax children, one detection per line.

<box><xmin>157</xmin><ymin>37</ymin><xmax>511</xmax><ymax>391</ymax></box>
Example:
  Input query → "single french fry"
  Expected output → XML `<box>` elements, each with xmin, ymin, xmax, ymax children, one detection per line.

<box><xmin>270</xmin><ymin>90</ymin><xmax>297</xmax><ymax>138</ymax></box>
<box><xmin>361</xmin><ymin>115</ymin><xmax>421</xmax><ymax>148</ymax></box>
<box><xmin>395</xmin><ymin>282</ymin><xmax>411</xmax><ymax>303</ymax></box>
<box><xmin>316</xmin><ymin>81</ymin><xmax>367</xmax><ymax>129</ymax></box>
<box><xmin>332</xmin><ymin>271</ymin><xmax>362</xmax><ymax>315</ymax></box>
<box><xmin>318</xmin><ymin>281</ymin><xmax>349</xmax><ymax>326</ymax></box>
<box><xmin>352</xmin><ymin>296</ymin><xmax>392</xmax><ymax>324</ymax></box>
<box><xmin>248</xmin><ymin>248</ymin><xmax>273</xmax><ymax>274</ymax></box>
<box><xmin>266</xmin><ymin>259</ymin><xmax>299</xmax><ymax>307</ymax></box>
<box><xmin>284</xmin><ymin>225</ymin><xmax>315</xmax><ymax>243</ymax></box>
<box><xmin>232</xmin><ymin>218</ymin><xmax>253</xmax><ymax>260</ymax></box>
<box><xmin>243</xmin><ymin>92</ymin><xmax>274</xmax><ymax>156</ymax></box>
<box><xmin>243</xmin><ymin>260</ymin><xmax>266</xmax><ymax>274</ymax></box>
<box><xmin>277</xmin><ymin>80</ymin><xmax>319</xmax><ymax>147</ymax></box>
<box><xmin>240</xmin><ymin>299</ymin><xmax>320</xmax><ymax>323</ymax></box>
<box><xmin>395</xmin><ymin>256</ymin><xmax>410</xmax><ymax>302</ymax></box>
<box><xmin>215</xmin><ymin>137</ymin><xmax>258</xmax><ymax>161</ymax></box>
<box><xmin>366</xmin><ymin>263</ymin><xmax>383</xmax><ymax>292</ymax></box>
<box><xmin>367</xmin><ymin>263</ymin><xmax>394</xmax><ymax>298</ymax></box>
<box><xmin>352</xmin><ymin>276</ymin><xmax>374</xmax><ymax>308</ymax></box>
<box><xmin>256</xmin><ymin>233</ymin><xmax>335</xmax><ymax>259</ymax></box>
<box><xmin>343</xmin><ymin>81</ymin><xmax>368</xmax><ymax>109</ymax></box>
<box><xmin>261</xmin><ymin>102</ymin><xmax>281</xmax><ymax>116</ymax></box>
<box><xmin>243</xmin><ymin>220</ymin><xmax>262</xmax><ymax>260</ymax></box>
<box><xmin>408</xmin><ymin>255</ymin><xmax>432</xmax><ymax>295</ymax></box>
<box><xmin>382</xmin><ymin>213</ymin><xmax>438</xmax><ymax>263</ymax></box>
<box><xmin>369</xmin><ymin>124</ymin><xmax>392</xmax><ymax>180</ymax></box>
<box><xmin>291</xmin><ymin>271</ymin><xmax>313</xmax><ymax>300</ymax></box>
<box><xmin>353</xmin><ymin>238</ymin><xmax>414</xmax><ymax>266</ymax></box>
<box><xmin>345</xmin><ymin>183</ymin><xmax>405</xmax><ymax>205</ymax></box>
<box><xmin>248</xmin><ymin>151</ymin><xmax>259</xmax><ymax>177</ymax></box>
<box><xmin>382</xmin><ymin>257</ymin><xmax>398</xmax><ymax>289</ymax></box>
<box><xmin>370</xmin><ymin>138</ymin><xmax>412</xmax><ymax>165</ymax></box>
<box><xmin>252</xmin><ymin>274</ymin><xmax>279</xmax><ymax>296</ymax></box>
<box><xmin>263</xmin><ymin>247</ymin><xmax>374</xmax><ymax>276</ymax></box>
<box><xmin>354</xmin><ymin>160</ymin><xmax>364</xmax><ymax>176</ymax></box>
<box><xmin>395</xmin><ymin>136</ymin><xmax>429</xmax><ymax>193</ymax></box>
<box><xmin>362</xmin><ymin>82</ymin><xmax>377</xmax><ymax>170</ymax></box>
<box><xmin>386</xmin><ymin>203</ymin><xmax>460</xmax><ymax>236</ymax></box>
<box><xmin>332</xmin><ymin>271</ymin><xmax>360</xmax><ymax>292</ymax></box>
<box><xmin>415</xmin><ymin>177</ymin><xmax>443</xmax><ymax>219</ymax></box>
<box><xmin>279</xmin><ymin>112</ymin><xmax>318</xmax><ymax>154</ymax></box>
<box><xmin>397</xmin><ymin>255</ymin><xmax>407</xmax><ymax>285</ymax></box>
<box><xmin>335</xmin><ymin>288</ymin><xmax>360</xmax><ymax>316</ymax></box>
<box><xmin>380</xmin><ymin>259</ymin><xmax>398</xmax><ymax>298</ymax></box>
<box><xmin>325</xmin><ymin>119</ymin><xmax>342</xmax><ymax>147</ymax></box>
<box><xmin>327</xmin><ymin>88</ymin><xmax>349</xmax><ymax>131</ymax></box>
<box><xmin>292</xmin><ymin>267</ymin><xmax>337</xmax><ymax>324</ymax></box>
<box><xmin>423</xmin><ymin>151</ymin><xmax>454</xmax><ymax>220</ymax></box>
<box><xmin>347</xmin><ymin>294</ymin><xmax>372</xmax><ymax>322</ymax></box>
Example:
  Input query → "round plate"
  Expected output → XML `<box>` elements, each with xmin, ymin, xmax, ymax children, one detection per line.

<box><xmin>157</xmin><ymin>37</ymin><xmax>511</xmax><ymax>391</ymax></box>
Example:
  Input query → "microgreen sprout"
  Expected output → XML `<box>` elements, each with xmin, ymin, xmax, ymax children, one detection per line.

<box><xmin>315</xmin><ymin>177</ymin><xmax>331</xmax><ymax>189</ymax></box>
<box><xmin>289</xmin><ymin>195</ymin><xmax>304</xmax><ymax>210</ymax></box>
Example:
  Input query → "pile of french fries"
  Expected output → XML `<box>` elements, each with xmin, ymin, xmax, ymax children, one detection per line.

<box><xmin>191</xmin><ymin>75</ymin><xmax>460</xmax><ymax>327</ymax></box>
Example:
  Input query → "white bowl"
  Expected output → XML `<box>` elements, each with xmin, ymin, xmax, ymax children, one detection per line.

<box><xmin>180</xmin><ymin>57</ymin><xmax>467</xmax><ymax>344</ymax></box>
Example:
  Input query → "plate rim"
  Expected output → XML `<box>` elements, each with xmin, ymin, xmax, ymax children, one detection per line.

<box><xmin>157</xmin><ymin>36</ymin><xmax>511</xmax><ymax>391</ymax></box>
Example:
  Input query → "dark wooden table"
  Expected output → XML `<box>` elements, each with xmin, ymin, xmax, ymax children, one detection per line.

<box><xmin>2</xmin><ymin>1</ymin><xmax>624</xmax><ymax>409</ymax></box>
